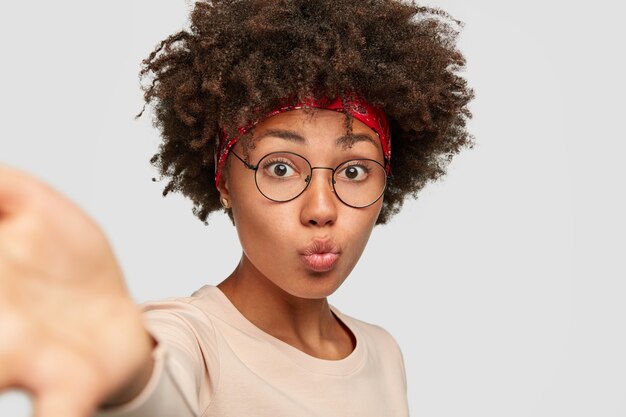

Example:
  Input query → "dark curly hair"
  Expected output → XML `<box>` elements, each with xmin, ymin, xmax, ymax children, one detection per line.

<box><xmin>137</xmin><ymin>0</ymin><xmax>474</xmax><ymax>225</ymax></box>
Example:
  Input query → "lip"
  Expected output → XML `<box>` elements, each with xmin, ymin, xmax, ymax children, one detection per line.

<box><xmin>298</xmin><ymin>239</ymin><xmax>341</xmax><ymax>272</ymax></box>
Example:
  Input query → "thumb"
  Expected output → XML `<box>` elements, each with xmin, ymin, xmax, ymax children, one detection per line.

<box><xmin>25</xmin><ymin>346</ymin><xmax>106</xmax><ymax>417</ymax></box>
<box><xmin>34</xmin><ymin>391</ymin><xmax>96</xmax><ymax>417</ymax></box>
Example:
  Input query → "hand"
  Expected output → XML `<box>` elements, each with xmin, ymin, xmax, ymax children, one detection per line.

<box><xmin>0</xmin><ymin>165</ymin><xmax>154</xmax><ymax>417</ymax></box>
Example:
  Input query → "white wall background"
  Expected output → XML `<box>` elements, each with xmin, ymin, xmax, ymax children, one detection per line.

<box><xmin>0</xmin><ymin>0</ymin><xmax>624</xmax><ymax>416</ymax></box>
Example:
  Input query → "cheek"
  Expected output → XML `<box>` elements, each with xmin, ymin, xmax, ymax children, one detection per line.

<box><xmin>231</xmin><ymin>185</ymin><xmax>296</xmax><ymax>260</ymax></box>
<box><xmin>346</xmin><ymin>194</ymin><xmax>382</xmax><ymax>229</ymax></box>
<box><xmin>341</xmin><ymin>199</ymin><xmax>382</xmax><ymax>262</ymax></box>
<box><xmin>343</xmin><ymin>205</ymin><xmax>380</xmax><ymax>253</ymax></box>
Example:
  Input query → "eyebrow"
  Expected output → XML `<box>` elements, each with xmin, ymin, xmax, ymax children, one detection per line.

<box><xmin>255</xmin><ymin>128</ymin><xmax>378</xmax><ymax>147</ymax></box>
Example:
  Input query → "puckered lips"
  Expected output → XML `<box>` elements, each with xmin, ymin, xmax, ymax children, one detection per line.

<box><xmin>298</xmin><ymin>238</ymin><xmax>341</xmax><ymax>272</ymax></box>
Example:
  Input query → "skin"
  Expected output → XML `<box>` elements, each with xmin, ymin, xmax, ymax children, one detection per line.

<box><xmin>217</xmin><ymin>108</ymin><xmax>385</xmax><ymax>361</ymax></box>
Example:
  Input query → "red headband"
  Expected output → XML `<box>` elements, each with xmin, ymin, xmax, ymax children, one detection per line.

<box><xmin>214</xmin><ymin>94</ymin><xmax>391</xmax><ymax>188</ymax></box>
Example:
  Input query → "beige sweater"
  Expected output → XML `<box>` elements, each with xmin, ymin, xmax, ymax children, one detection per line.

<box><xmin>94</xmin><ymin>285</ymin><xmax>409</xmax><ymax>417</ymax></box>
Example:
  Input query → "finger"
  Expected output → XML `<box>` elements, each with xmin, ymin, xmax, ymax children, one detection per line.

<box><xmin>0</xmin><ymin>313</ymin><xmax>22</xmax><ymax>390</ymax></box>
<box><xmin>0</xmin><ymin>164</ymin><xmax>26</xmax><ymax>217</ymax></box>
<box><xmin>0</xmin><ymin>164</ymin><xmax>46</xmax><ymax>218</ymax></box>
<box><xmin>0</xmin><ymin>359</ymin><xmax>15</xmax><ymax>391</ymax></box>
<box><xmin>0</xmin><ymin>164</ymin><xmax>101</xmax><ymax>236</ymax></box>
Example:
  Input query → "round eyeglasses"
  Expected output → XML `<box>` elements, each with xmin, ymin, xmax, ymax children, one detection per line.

<box><xmin>230</xmin><ymin>150</ymin><xmax>388</xmax><ymax>208</ymax></box>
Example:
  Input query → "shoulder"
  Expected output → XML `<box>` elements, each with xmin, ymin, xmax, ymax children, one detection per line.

<box><xmin>135</xmin><ymin>286</ymin><xmax>221</xmax><ymax>349</ymax></box>
<box><xmin>333</xmin><ymin>306</ymin><xmax>408</xmax><ymax>388</ymax></box>
<box><xmin>331</xmin><ymin>306</ymin><xmax>403</xmax><ymax>357</ymax></box>
<box><xmin>137</xmin><ymin>284</ymin><xmax>218</xmax><ymax>322</ymax></box>
<box><xmin>138</xmin><ymin>295</ymin><xmax>208</xmax><ymax>325</ymax></box>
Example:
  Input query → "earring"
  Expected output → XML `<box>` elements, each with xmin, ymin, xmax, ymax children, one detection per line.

<box><xmin>220</xmin><ymin>197</ymin><xmax>230</xmax><ymax>209</ymax></box>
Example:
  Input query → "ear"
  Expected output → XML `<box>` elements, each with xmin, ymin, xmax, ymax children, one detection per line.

<box><xmin>217</xmin><ymin>171</ymin><xmax>231</xmax><ymax>209</ymax></box>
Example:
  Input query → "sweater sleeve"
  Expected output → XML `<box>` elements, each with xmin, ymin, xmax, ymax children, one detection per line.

<box><xmin>93</xmin><ymin>298</ymin><xmax>219</xmax><ymax>417</ymax></box>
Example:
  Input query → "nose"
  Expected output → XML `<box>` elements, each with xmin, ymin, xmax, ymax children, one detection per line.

<box><xmin>299</xmin><ymin>168</ymin><xmax>338</xmax><ymax>227</ymax></box>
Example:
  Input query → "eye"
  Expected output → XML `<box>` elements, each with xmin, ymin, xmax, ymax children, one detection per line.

<box><xmin>337</xmin><ymin>163</ymin><xmax>370</xmax><ymax>181</ymax></box>
<box><xmin>262</xmin><ymin>159</ymin><xmax>297</xmax><ymax>178</ymax></box>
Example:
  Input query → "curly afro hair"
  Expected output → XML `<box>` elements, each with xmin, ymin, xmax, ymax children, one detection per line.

<box><xmin>137</xmin><ymin>0</ymin><xmax>474</xmax><ymax>225</ymax></box>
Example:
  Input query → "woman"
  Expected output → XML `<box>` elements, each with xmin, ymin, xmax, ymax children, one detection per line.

<box><xmin>0</xmin><ymin>0</ymin><xmax>473</xmax><ymax>416</ymax></box>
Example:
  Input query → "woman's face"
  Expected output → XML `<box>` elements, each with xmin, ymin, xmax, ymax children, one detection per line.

<box><xmin>221</xmin><ymin>109</ymin><xmax>385</xmax><ymax>299</ymax></box>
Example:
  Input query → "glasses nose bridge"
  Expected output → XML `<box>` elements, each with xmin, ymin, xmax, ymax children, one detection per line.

<box><xmin>306</xmin><ymin>166</ymin><xmax>336</xmax><ymax>190</ymax></box>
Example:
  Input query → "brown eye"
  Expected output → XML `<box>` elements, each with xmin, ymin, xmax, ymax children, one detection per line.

<box><xmin>262</xmin><ymin>160</ymin><xmax>297</xmax><ymax>178</ymax></box>
<box><xmin>337</xmin><ymin>164</ymin><xmax>369</xmax><ymax>182</ymax></box>
<box><xmin>273</xmin><ymin>164</ymin><xmax>288</xmax><ymax>176</ymax></box>
<box><xmin>345</xmin><ymin>166</ymin><xmax>359</xmax><ymax>179</ymax></box>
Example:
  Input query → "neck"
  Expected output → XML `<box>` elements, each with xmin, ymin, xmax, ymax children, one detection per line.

<box><xmin>217</xmin><ymin>253</ymin><xmax>348</xmax><ymax>356</ymax></box>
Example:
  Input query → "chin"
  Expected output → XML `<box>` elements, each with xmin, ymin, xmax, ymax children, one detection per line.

<box><xmin>277</xmin><ymin>271</ymin><xmax>347</xmax><ymax>300</ymax></box>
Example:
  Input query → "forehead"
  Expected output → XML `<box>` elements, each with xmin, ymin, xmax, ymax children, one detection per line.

<box><xmin>246</xmin><ymin>108</ymin><xmax>382</xmax><ymax>151</ymax></box>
